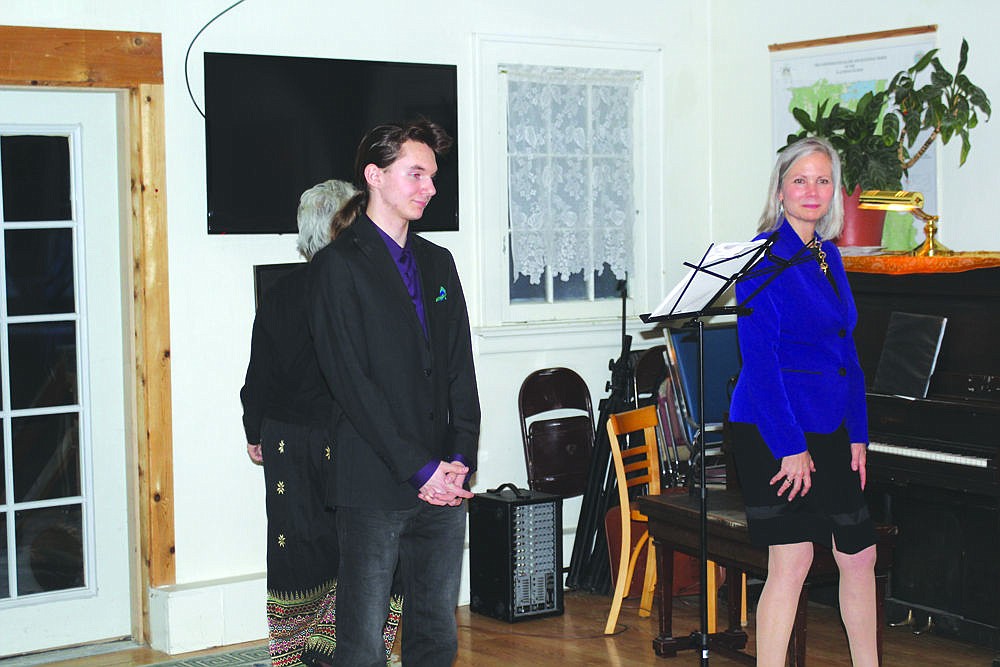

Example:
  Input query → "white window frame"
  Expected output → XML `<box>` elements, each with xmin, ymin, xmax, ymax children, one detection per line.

<box><xmin>474</xmin><ymin>34</ymin><xmax>663</xmax><ymax>327</ymax></box>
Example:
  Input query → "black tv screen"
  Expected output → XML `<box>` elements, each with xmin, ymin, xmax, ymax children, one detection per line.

<box><xmin>204</xmin><ymin>52</ymin><xmax>459</xmax><ymax>234</ymax></box>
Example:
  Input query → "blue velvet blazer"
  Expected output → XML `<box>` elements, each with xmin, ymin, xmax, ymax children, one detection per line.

<box><xmin>729</xmin><ymin>219</ymin><xmax>868</xmax><ymax>459</ymax></box>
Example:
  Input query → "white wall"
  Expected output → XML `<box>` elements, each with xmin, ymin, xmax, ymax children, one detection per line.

<box><xmin>3</xmin><ymin>0</ymin><xmax>996</xmax><ymax>653</ymax></box>
<box><xmin>1</xmin><ymin>0</ymin><xmax>711</xmax><ymax>652</ymax></box>
<box><xmin>708</xmin><ymin>0</ymin><xmax>1000</xmax><ymax>250</ymax></box>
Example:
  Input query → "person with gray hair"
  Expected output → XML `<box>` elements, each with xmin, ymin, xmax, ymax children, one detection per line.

<box><xmin>296</xmin><ymin>179</ymin><xmax>358</xmax><ymax>259</ymax></box>
<box><xmin>756</xmin><ymin>136</ymin><xmax>846</xmax><ymax>241</ymax></box>
<box><xmin>729</xmin><ymin>136</ymin><xmax>878</xmax><ymax>666</ymax></box>
<box><xmin>241</xmin><ymin>179</ymin><xmax>401</xmax><ymax>666</ymax></box>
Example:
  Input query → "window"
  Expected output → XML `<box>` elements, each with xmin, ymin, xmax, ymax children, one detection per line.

<box><xmin>476</xmin><ymin>36</ymin><xmax>663</xmax><ymax>326</ymax></box>
<box><xmin>505</xmin><ymin>67</ymin><xmax>636</xmax><ymax>306</ymax></box>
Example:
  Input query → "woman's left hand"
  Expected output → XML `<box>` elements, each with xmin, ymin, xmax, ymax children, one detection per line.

<box><xmin>771</xmin><ymin>451</ymin><xmax>816</xmax><ymax>501</ymax></box>
<box><xmin>850</xmin><ymin>442</ymin><xmax>867</xmax><ymax>490</ymax></box>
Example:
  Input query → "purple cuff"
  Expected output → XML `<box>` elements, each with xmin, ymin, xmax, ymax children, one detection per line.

<box><xmin>408</xmin><ymin>455</ymin><xmax>471</xmax><ymax>490</ymax></box>
<box><xmin>409</xmin><ymin>460</ymin><xmax>439</xmax><ymax>490</ymax></box>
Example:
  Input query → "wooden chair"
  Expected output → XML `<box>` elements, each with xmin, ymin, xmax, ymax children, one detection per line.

<box><xmin>605</xmin><ymin>405</ymin><xmax>728</xmax><ymax>635</ymax></box>
<box><xmin>604</xmin><ymin>405</ymin><xmax>662</xmax><ymax>634</ymax></box>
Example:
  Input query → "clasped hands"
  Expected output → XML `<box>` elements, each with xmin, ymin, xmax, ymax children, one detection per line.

<box><xmin>418</xmin><ymin>460</ymin><xmax>474</xmax><ymax>507</ymax></box>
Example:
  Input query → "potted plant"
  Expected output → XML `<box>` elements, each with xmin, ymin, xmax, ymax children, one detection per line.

<box><xmin>782</xmin><ymin>89</ymin><xmax>902</xmax><ymax>245</ymax></box>
<box><xmin>785</xmin><ymin>90</ymin><xmax>903</xmax><ymax>194</ymax></box>
<box><xmin>780</xmin><ymin>38</ymin><xmax>991</xmax><ymax>247</ymax></box>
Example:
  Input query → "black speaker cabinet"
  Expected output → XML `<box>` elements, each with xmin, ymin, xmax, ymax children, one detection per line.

<box><xmin>468</xmin><ymin>484</ymin><xmax>563</xmax><ymax>622</ymax></box>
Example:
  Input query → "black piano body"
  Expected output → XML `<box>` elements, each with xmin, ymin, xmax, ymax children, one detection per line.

<box><xmin>849</xmin><ymin>264</ymin><xmax>1000</xmax><ymax>653</ymax></box>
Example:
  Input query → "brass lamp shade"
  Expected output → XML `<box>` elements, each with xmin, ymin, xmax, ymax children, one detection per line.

<box><xmin>857</xmin><ymin>190</ymin><xmax>950</xmax><ymax>257</ymax></box>
<box><xmin>858</xmin><ymin>190</ymin><xmax>924</xmax><ymax>211</ymax></box>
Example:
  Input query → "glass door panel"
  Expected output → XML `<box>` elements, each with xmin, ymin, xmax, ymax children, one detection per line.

<box><xmin>5</xmin><ymin>228</ymin><xmax>75</xmax><ymax>316</ymax></box>
<box><xmin>0</xmin><ymin>134</ymin><xmax>72</xmax><ymax>222</ymax></box>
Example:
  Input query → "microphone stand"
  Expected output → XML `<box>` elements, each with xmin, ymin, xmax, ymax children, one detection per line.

<box><xmin>567</xmin><ymin>275</ymin><xmax>634</xmax><ymax>595</ymax></box>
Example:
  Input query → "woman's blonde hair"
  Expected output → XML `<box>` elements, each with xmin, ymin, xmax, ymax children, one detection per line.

<box><xmin>757</xmin><ymin>136</ymin><xmax>844</xmax><ymax>240</ymax></box>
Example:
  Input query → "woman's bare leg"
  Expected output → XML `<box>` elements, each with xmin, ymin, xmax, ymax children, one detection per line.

<box><xmin>756</xmin><ymin>542</ymin><xmax>813</xmax><ymax>667</ymax></box>
<box><xmin>833</xmin><ymin>539</ymin><xmax>878</xmax><ymax>667</ymax></box>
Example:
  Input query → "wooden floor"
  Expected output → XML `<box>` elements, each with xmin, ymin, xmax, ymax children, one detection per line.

<box><xmin>14</xmin><ymin>590</ymin><xmax>998</xmax><ymax>666</ymax></box>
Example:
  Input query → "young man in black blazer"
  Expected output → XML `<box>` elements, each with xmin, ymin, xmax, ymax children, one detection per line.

<box><xmin>309</xmin><ymin>119</ymin><xmax>480</xmax><ymax>667</ymax></box>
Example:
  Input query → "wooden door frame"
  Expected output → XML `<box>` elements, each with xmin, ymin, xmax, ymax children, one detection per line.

<box><xmin>0</xmin><ymin>25</ymin><xmax>174</xmax><ymax>643</ymax></box>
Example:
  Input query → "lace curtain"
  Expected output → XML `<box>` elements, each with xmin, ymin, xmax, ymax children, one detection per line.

<box><xmin>505</xmin><ymin>65</ymin><xmax>637</xmax><ymax>286</ymax></box>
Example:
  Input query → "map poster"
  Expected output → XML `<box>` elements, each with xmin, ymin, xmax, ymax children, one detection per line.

<box><xmin>770</xmin><ymin>27</ymin><xmax>937</xmax><ymax>250</ymax></box>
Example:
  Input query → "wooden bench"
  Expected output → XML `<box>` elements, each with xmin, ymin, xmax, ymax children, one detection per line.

<box><xmin>638</xmin><ymin>489</ymin><xmax>897</xmax><ymax>666</ymax></box>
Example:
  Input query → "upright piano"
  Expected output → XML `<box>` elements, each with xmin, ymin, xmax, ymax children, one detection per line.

<box><xmin>848</xmin><ymin>264</ymin><xmax>1000</xmax><ymax>655</ymax></box>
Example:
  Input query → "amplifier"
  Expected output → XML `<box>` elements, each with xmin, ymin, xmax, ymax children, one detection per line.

<box><xmin>468</xmin><ymin>484</ymin><xmax>563</xmax><ymax>622</ymax></box>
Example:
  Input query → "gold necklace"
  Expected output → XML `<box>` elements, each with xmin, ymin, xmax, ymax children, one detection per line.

<box><xmin>807</xmin><ymin>238</ymin><xmax>828</xmax><ymax>275</ymax></box>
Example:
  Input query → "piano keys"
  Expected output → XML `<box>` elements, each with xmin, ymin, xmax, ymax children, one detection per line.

<box><xmin>866</xmin><ymin>392</ymin><xmax>999</xmax><ymax>495</ymax></box>
<box><xmin>869</xmin><ymin>439</ymin><xmax>990</xmax><ymax>469</ymax></box>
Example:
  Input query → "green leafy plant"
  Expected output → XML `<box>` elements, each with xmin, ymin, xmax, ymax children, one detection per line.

<box><xmin>886</xmin><ymin>38</ymin><xmax>992</xmax><ymax>169</ymax></box>
<box><xmin>782</xmin><ymin>89</ymin><xmax>903</xmax><ymax>193</ymax></box>
<box><xmin>781</xmin><ymin>38</ymin><xmax>991</xmax><ymax>193</ymax></box>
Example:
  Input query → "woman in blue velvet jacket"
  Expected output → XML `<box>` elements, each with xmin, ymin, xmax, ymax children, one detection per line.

<box><xmin>729</xmin><ymin>137</ymin><xmax>878</xmax><ymax>667</ymax></box>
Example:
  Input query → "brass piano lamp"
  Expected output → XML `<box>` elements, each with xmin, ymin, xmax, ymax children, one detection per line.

<box><xmin>858</xmin><ymin>190</ymin><xmax>952</xmax><ymax>257</ymax></box>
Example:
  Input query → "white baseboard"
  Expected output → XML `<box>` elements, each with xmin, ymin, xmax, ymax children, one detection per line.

<box><xmin>148</xmin><ymin>573</ymin><xmax>267</xmax><ymax>655</ymax></box>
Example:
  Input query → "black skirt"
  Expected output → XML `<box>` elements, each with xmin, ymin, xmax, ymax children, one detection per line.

<box><xmin>261</xmin><ymin>417</ymin><xmax>339</xmax><ymax>592</ymax></box>
<box><xmin>730</xmin><ymin>421</ymin><xmax>876</xmax><ymax>555</ymax></box>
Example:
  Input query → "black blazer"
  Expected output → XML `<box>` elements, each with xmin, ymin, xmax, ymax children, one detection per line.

<box><xmin>240</xmin><ymin>265</ymin><xmax>335</xmax><ymax>444</ymax></box>
<box><xmin>308</xmin><ymin>215</ymin><xmax>480</xmax><ymax>510</ymax></box>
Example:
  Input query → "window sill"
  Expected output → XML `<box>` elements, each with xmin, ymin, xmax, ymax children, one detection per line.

<box><xmin>474</xmin><ymin>318</ymin><xmax>661</xmax><ymax>356</ymax></box>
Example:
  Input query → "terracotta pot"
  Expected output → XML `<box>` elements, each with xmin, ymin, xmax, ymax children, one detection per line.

<box><xmin>836</xmin><ymin>185</ymin><xmax>886</xmax><ymax>247</ymax></box>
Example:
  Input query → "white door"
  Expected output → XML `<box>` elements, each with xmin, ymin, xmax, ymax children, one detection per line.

<box><xmin>0</xmin><ymin>89</ymin><xmax>132</xmax><ymax>655</ymax></box>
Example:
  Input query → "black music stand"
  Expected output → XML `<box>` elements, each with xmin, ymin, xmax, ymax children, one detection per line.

<box><xmin>641</xmin><ymin>237</ymin><xmax>774</xmax><ymax>666</ymax></box>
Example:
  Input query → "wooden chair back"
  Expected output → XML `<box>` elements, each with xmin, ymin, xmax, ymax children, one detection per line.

<box><xmin>607</xmin><ymin>405</ymin><xmax>662</xmax><ymax>517</ymax></box>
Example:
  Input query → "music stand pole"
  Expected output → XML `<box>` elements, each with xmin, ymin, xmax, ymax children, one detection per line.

<box><xmin>695</xmin><ymin>317</ymin><xmax>709</xmax><ymax>665</ymax></box>
<box><xmin>684</xmin><ymin>310</ymin><xmax>741</xmax><ymax>666</ymax></box>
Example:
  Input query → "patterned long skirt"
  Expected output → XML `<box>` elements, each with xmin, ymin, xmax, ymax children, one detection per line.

<box><xmin>261</xmin><ymin>418</ymin><xmax>402</xmax><ymax>666</ymax></box>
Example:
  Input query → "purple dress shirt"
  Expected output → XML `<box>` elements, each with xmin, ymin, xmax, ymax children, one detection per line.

<box><xmin>374</xmin><ymin>224</ymin><xmax>467</xmax><ymax>489</ymax></box>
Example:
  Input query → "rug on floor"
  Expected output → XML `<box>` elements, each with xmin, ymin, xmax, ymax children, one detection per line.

<box><xmin>147</xmin><ymin>645</ymin><xmax>270</xmax><ymax>667</ymax></box>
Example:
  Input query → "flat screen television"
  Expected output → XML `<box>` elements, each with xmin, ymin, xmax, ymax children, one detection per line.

<box><xmin>204</xmin><ymin>52</ymin><xmax>459</xmax><ymax>234</ymax></box>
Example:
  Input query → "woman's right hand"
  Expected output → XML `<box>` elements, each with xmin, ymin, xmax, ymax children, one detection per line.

<box><xmin>770</xmin><ymin>450</ymin><xmax>815</xmax><ymax>501</ymax></box>
<box><xmin>247</xmin><ymin>443</ymin><xmax>263</xmax><ymax>465</ymax></box>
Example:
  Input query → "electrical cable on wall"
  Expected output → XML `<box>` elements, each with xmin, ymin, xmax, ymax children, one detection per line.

<box><xmin>184</xmin><ymin>0</ymin><xmax>250</xmax><ymax>118</ymax></box>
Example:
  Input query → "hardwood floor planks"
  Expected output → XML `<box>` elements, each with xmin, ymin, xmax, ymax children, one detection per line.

<box><xmin>15</xmin><ymin>589</ymin><xmax>996</xmax><ymax>666</ymax></box>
